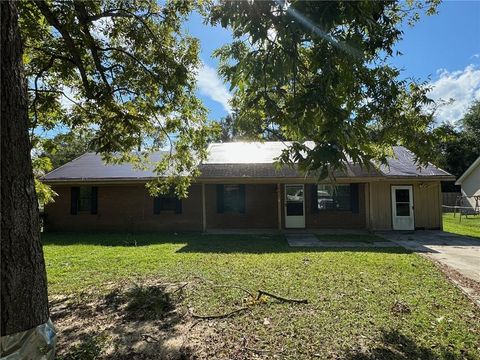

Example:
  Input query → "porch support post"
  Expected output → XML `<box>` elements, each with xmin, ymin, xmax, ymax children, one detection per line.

<box><xmin>438</xmin><ymin>182</ymin><xmax>443</xmax><ymax>231</ymax></box>
<box><xmin>202</xmin><ymin>183</ymin><xmax>206</xmax><ymax>232</ymax></box>
<box><xmin>277</xmin><ymin>183</ymin><xmax>282</xmax><ymax>231</ymax></box>
<box><xmin>365</xmin><ymin>182</ymin><xmax>371</xmax><ymax>231</ymax></box>
<box><xmin>368</xmin><ymin>182</ymin><xmax>374</xmax><ymax>231</ymax></box>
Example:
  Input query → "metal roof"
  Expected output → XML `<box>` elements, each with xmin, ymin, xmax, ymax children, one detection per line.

<box><xmin>43</xmin><ymin>142</ymin><xmax>452</xmax><ymax>182</ymax></box>
<box><xmin>378</xmin><ymin>146</ymin><xmax>451</xmax><ymax>177</ymax></box>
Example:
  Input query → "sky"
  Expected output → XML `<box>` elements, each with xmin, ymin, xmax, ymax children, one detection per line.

<box><xmin>189</xmin><ymin>1</ymin><xmax>480</xmax><ymax>125</ymax></box>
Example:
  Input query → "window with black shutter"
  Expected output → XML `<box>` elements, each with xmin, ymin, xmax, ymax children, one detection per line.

<box><xmin>71</xmin><ymin>186</ymin><xmax>97</xmax><ymax>214</ymax></box>
<box><xmin>153</xmin><ymin>196</ymin><xmax>182</xmax><ymax>214</ymax></box>
<box><xmin>217</xmin><ymin>184</ymin><xmax>245</xmax><ymax>214</ymax></box>
<box><xmin>315</xmin><ymin>184</ymin><xmax>352</xmax><ymax>211</ymax></box>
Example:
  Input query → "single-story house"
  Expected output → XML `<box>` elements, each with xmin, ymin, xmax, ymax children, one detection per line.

<box><xmin>455</xmin><ymin>156</ymin><xmax>480</xmax><ymax>212</ymax></box>
<box><xmin>42</xmin><ymin>142</ymin><xmax>454</xmax><ymax>232</ymax></box>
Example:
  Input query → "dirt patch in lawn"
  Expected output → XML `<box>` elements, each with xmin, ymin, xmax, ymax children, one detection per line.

<box><xmin>50</xmin><ymin>279</ymin><xmax>195</xmax><ymax>360</ymax></box>
<box><xmin>50</xmin><ymin>278</ymin><xmax>310</xmax><ymax>360</ymax></box>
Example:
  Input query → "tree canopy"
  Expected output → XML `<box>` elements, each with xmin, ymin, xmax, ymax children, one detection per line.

<box><xmin>21</xmin><ymin>0</ymin><xmax>215</xmax><ymax>198</ymax></box>
<box><xmin>433</xmin><ymin>100</ymin><xmax>480</xmax><ymax>180</ymax></box>
<box><xmin>209</xmin><ymin>0</ymin><xmax>440</xmax><ymax>178</ymax></box>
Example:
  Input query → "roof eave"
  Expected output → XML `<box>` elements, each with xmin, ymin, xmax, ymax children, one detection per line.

<box><xmin>455</xmin><ymin>156</ymin><xmax>480</xmax><ymax>185</ymax></box>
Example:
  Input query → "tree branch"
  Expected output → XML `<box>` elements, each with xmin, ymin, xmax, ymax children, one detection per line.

<box><xmin>74</xmin><ymin>2</ymin><xmax>112</xmax><ymax>95</ymax></box>
<box><xmin>35</xmin><ymin>0</ymin><xmax>94</xmax><ymax>98</ymax></box>
<box><xmin>96</xmin><ymin>46</ymin><xmax>157</xmax><ymax>79</ymax></box>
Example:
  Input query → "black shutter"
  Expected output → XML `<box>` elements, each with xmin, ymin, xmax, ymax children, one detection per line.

<box><xmin>175</xmin><ymin>198</ymin><xmax>182</xmax><ymax>214</ymax></box>
<box><xmin>153</xmin><ymin>197</ymin><xmax>161</xmax><ymax>214</ymax></box>
<box><xmin>216</xmin><ymin>185</ymin><xmax>224</xmax><ymax>213</ymax></box>
<box><xmin>350</xmin><ymin>183</ymin><xmax>359</xmax><ymax>213</ymax></box>
<box><xmin>239</xmin><ymin>185</ymin><xmax>246</xmax><ymax>214</ymax></box>
<box><xmin>71</xmin><ymin>187</ymin><xmax>79</xmax><ymax>215</ymax></box>
<box><xmin>311</xmin><ymin>184</ymin><xmax>318</xmax><ymax>213</ymax></box>
<box><xmin>90</xmin><ymin>186</ymin><xmax>98</xmax><ymax>214</ymax></box>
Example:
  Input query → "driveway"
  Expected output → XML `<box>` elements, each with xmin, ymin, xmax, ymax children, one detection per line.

<box><xmin>377</xmin><ymin>231</ymin><xmax>480</xmax><ymax>283</ymax></box>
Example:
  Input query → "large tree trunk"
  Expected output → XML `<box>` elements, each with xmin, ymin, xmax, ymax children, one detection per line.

<box><xmin>1</xmin><ymin>0</ymin><xmax>50</xmax><ymax>336</ymax></box>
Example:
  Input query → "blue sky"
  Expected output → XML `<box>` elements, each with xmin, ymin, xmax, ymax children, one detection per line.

<box><xmin>189</xmin><ymin>1</ymin><xmax>480</xmax><ymax>125</ymax></box>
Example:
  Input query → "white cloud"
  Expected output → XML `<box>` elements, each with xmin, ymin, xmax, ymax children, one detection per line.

<box><xmin>196</xmin><ymin>63</ymin><xmax>232</xmax><ymax>113</ymax></box>
<box><xmin>428</xmin><ymin>64</ymin><xmax>480</xmax><ymax>124</ymax></box>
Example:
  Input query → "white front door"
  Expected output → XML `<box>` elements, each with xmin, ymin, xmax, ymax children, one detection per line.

<box><xmin>285</xmin><ymin>184</ymin><xmax>305</xmax><ymax>228</ymax></box>
<box><xmin>391</xmin><ymin>185</ymin><xmax>414</xmax><ymax>230</ymax></box>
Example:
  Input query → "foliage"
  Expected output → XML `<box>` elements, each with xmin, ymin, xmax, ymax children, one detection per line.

<box><xmin>42</xmin><ymin>232</ymin><xmax>480</xmax><ymax>358</ymax></box>
<box><xmin>20</xmin><ymin>0</ymin><xmax>215</xmax><ymax>197</ymax></box>
<box><xmin>208</xmin><ymin>1</ymin><xmax>441</xmax><ymax>178</ymax></box>
<box><xmin>32</xmin><ymin>156</ymin><xmax>57</xmax><ymax>206</ymax></box>
<box><xmin>433</xmin><ymin>100</ymin><xmax>480</xmax><ymax>178</ymax></box>
<box><xmin>39</xmin><ymin>130</ymin><xmax>97</xmax><ymax>169</ymax></box>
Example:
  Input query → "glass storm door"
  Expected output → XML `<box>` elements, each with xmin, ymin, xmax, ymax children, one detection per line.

<box><xmin>285</xmin><ymin>184</ymin><xmax>305</xmax><ymax>228</ymax></box>
<box><xmin>391</xmin><ymin>185</ymin><xmax>414</xmax><ymax>230</ymax></box>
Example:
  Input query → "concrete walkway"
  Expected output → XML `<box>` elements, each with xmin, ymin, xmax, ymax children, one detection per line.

<box><xmin>377</xmin><ymin>231</ymin><xmax>480</xmax><ymax>283</ymax></box>
<box><xmin>285</xmin><ymin>233</ymin><xmax>397</xmax><ymax>248</ymax></box>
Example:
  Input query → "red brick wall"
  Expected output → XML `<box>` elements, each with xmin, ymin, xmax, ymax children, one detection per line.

<box><xmin>45</xmin><ymin>182</ymin><xmax>366</xmax><ymax>231</ymax></box>
<box><xmin>45</xmin><ymin>184</ymin><xmax>203</xmax><ymax>232</ymax></box>
<box><xmin>205</xmin><ymin>184</ymin><xmax>279</xmax><ymax>229</ymax></box>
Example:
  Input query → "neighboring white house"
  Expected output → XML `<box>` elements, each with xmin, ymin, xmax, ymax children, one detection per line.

<box><xmin>455</xmin><ymin>156</ymin><xmax>480</xmax><ymax>211</ymax></box>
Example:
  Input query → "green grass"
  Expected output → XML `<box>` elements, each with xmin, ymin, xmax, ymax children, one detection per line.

<box><xmin>443</xmin><ymin>213</ymin><xmax>480</xmax><ymax>239</ymax></box>
<box><xmin>43</xmin><ymin>232</ymin><xmax>480</xmax><ymax>359</ymax></box>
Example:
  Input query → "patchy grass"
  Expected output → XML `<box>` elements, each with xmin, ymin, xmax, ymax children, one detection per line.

<box><xmin>43</xmin><ymin>232</ymin><xmax>480</xmax><ymax>359</ymax></box>
<box><xmin>443</xmin><ymin>213</ymin><xmax>480</xmax><ymax>239</ymax></box>
<box><xmin>315</xmin><ymin>234</ymin><xmax>387</xmax><ymax>243</ymax></box>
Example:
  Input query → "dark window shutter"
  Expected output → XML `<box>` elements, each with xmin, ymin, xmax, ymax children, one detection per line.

<box><xmin>239</xmin><ymin>185</ymin><xmax>246</xmax><ymax>214</ymax></box>
<box><xmin>216</xmin><ymin>185</ymin><xmax>224</xmax><ymax>213</ymax></box>
<box><xmin>71</xmin><ymin>187</ymin><xmax>79</xmax><ymax>215</ymax></box>
<box><xmin>175</xmin><ymin>198</ymin><xmax>182</xmax><ymax>214</ymax></box>
<box><xmin>90</xmin><ymin>187</ymin><xmax>98</xmax><ymax>214</ymax></box>
<box><xmin>311</xmin><ymin>184</ymin><xmax>318</xmax><ymax>213</ymax></box>
<box><xmin>153</xmin><ymin>197</ymin><xmax>161</xmax><ymax>214</ymax></box>
<box><xmin>350</xmin><ymin>183</ymin><xmax>359</xmax><ymax>214</ymax></box>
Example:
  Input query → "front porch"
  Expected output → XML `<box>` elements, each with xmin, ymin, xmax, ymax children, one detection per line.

<box><xmin>201</xmin><ymin>182</ymin><xmax>368</xmax><ymax>232</ymax></box>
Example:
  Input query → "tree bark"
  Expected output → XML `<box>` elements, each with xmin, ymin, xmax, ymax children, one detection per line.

<box><xmin>1</xmin><ymin>1</ymin><xmax>50</xmax><ymax>336</ymax></box>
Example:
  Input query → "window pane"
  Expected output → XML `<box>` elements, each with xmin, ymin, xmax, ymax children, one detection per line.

<box><xmin>286</xmin><ymin>202</ymin><xmax>304</xmax><ymax>216</ymax></box>
<box><xmin>317</xmin><ymin>184</ymin><xmax>350</xmax><ymax>211</ymax></box>
<box><xmin>224</xmin><ymin>185</ymin><xmax>242</xmax><ymax>212</ymax></box>
<box><xmin>160</xmin><ymin>197</ymin><xmax>176</xmax><ymax>211</ymax></box>
<box><xmin>396</xmin><ymin>203</ymin><xmax>410</xmax><ymax>216</ymax></box>
<box><xmin>395</xmin><ymin>189</ymin><xmax>410</xmax><ymax>203</ymax></box>
<box><xmin>78</xmin><ymin>186</ymin><xmax>92</xmax><ymax>211</ymax></box>
<box><xmin>286</xmin><ymin>186</ymin><xmax>303</xmax><ymax>202</ymax></box>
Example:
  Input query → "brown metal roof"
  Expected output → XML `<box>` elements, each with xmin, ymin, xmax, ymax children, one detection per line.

<box><xmin>43</xmin><ymin>142</ymin><xmax>453</xmax><ymax>182</ymax></box>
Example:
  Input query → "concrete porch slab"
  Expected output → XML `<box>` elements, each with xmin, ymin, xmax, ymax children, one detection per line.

<box><xmin>285</xmin><ymin>233</ymin><xmax>398</xmax><ymax>248</ymax></box>
<box><xmin>285</xmin><ymin>233</ymin><xmax>321</xmax><ymax>247</ymax></box>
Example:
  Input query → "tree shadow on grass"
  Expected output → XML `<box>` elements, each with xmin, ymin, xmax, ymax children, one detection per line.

<box><xmin>51</xmin><ymin>281</ymin><xmax>192</xmax><ymax>360</ymax></box>
<box><xmin>42</xmin><ymin>232</ymin><xmax>410</xmax><ymax>254</ymax></box>
<box><xmin>344</xmin><ymin>329</ymin><xmax>474</xmax><ymax>360</ymax></box>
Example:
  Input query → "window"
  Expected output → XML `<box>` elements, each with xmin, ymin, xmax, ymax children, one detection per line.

<box><xmin>153</xmin><ymin>196</ymin><xmax>182</xmax><ymax>214</ymax></box>
<box><xmin>78</xmin><ymin>186</ymin><xmax>93</xmax><ymax>212</ymax></box>
<box><xmin>71</xmin><ymin>186</ymin><xmax>97</xmax><ymax>215</ymax></box>
<box><xmin>217</xmin><ymin>184</ymin><xmax>245</xmax><ymax>213</ymax></box>
<box><xmin>316</xmin><ymin>184</ymin><xmax>351</xmax><ymax>211</ymax></box>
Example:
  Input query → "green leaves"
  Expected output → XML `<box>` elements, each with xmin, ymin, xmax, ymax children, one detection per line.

<box><xmin>21</xmin><ymin>0</ymin><xmax>211</xmax><ymax>196</ymax></box>
<box><xmin>209</xmin><ymin>0</ymin><xmax>440</xmax><ymax>178</ymax></box>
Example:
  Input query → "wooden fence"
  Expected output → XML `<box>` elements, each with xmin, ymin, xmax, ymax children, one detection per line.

<box><xmin>442</xmin><ymin>192</ymin><xmax>461</xmax><ymax>207</ymax></box>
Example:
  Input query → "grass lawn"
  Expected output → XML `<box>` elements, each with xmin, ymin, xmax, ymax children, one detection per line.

<box><xmin>443</xmin><ymin>213</ymin><xmax>480</xmax><ymax>239</ymax></box>
<box><xmin>43</xmin><ymin>232</ymin><xmax>480</xmax><ymax>359</ymax></box>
